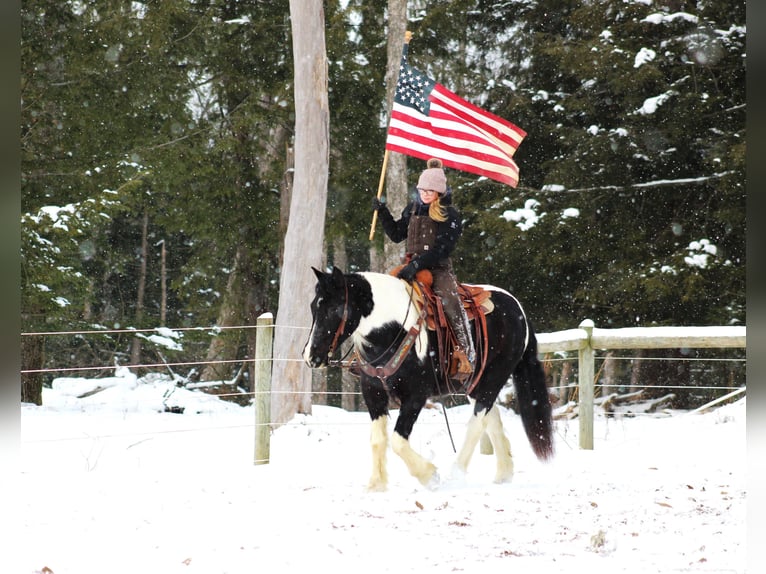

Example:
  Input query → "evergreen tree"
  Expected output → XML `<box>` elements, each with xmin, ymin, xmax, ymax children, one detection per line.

<box><xmin>459</xmin><ymin>0</ymin><xmax>745</xmax><ymax>331</ymax></box>
<box><xmin>20</xmin><ymin>0</ymin><xmax>745</xmax><ymax>405</ymax></box>
<box><xmin>21</xmin><ymin>1</ymin><xmax>293</xmax><ymax>382</ymax></box>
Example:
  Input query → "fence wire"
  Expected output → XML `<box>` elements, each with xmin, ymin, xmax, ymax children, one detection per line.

<box><xmin>21</xmin><ymin>324</ymin><xmax>746</xmax><ymax>443</ymax></box>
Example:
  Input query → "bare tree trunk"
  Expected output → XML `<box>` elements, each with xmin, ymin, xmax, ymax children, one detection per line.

<box><xmin>201</xmin><ymin>244</ymin><xmax>246</xmax><ymax>382</ymax></box>
<box><xmin>630</xmin><ymin>350</ymin><xmax>643</xmax><ymax>392</ymax></box>
<box><xmin>559</xmin><ymin>360</ymin><xmax>572</xmax><ymax>404</ymax></box>
<box><xmin>279</xmin><ymin>135</ymin><xmax>294</xmax><ymax>271</ymax></box>
<box><xmin>271</xmin><ymin>0</ymin><xmax>329</xmax><ymax>425</ymax></box>
<box><xmin>21</xmin><ymin>333</ymin><xmax>44</xmax><ymax>405</ymax></box>
<box><xmin>602</xmin><ymin>350</ymin><xmax>615</xmax><ymax>397</ymax></box>
<box><xmin>159</xmin><ymin>239</ymin><xmax>167</xmax><ymax>327</ymax></box>
<box><xmin>130</xmin><ymin>208</ymin><xmax>149</xmax><ymax>365</ymax></box>
<box><xmin>332</xmin><ymin>237</ymin><xmax>357</xmax><ymax>410</ymax></box>
<box><xmin>380</xmin><ymin>0</ymin><xmax>410</xmax><ymax>272</ymax></box>
<box><xmin>321</xmin><ymin>237</ymin><xmax>347</xmax><ymax>408</ymax></box>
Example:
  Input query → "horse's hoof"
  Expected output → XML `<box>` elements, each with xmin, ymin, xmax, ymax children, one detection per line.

<box><xmin>423</xmin><ymin>470</ymin><xmax>440</xmax><ymax>491</ymax></box>
<box><xmin>415</xmin><ymin>462</ymin><xmax>439</xmax><ymax>490</ymax></box>
<box><xmin>367</xmin><ymin>479</ymin><xmax>388</xmax><ymax>492</ymax></box>
<box><xmin>493</xmin><ymin>470</ymin><xmax>514</xmax><ymax>484</ymax></box>
<box><xmin>448</xmin><ymin>463</ymin><xmax>467</xmax><ymax>484</ymax></box>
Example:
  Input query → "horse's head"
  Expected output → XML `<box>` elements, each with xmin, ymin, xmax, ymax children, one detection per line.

<box><xmin>302</xmin><ymin>266</ymin><xmax>355</xmax><ymax>368</ymax></box>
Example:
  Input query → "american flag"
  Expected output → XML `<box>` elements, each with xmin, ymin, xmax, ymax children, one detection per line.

<box><xmin>385</xmin><ymin>43</ymin><xmax>526</xmax><ymax>188</ymax></box>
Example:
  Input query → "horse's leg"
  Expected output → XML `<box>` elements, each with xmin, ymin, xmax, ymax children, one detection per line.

<box><xmin>368</xmin><ymin>415</ymin><xmax>389</xmax><ymax>491</ymax></box>
<box><xmin>391</xmin><ymin>433</ymin><xmax>438</xmax><ymax>488</ymax></box>
<box><xmin>485</xmin><ymin>404</ymin><xmax>514</xmax><ymax>483</ymax></box>
<box><xmin>391</xmin><ymin>398</ymin><xmax>438</xmax><ymax>488</ymax></box>
<box><xmin>454</xmin><ymin>400</ymin><xmax>489</xmax><ymax>475</ymax></box>
<box><xmin>361</xmin><ymin>379</ymin><xmax>390</xmax><ymax>491</ymax></box>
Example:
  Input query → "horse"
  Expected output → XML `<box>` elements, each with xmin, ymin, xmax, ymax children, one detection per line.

<box><xmin>302</xmin><ymin>266</ymin><xmax>554</xmax><ymax>491</ymax></box>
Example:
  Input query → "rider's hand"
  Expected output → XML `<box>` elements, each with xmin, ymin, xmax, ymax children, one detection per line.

<box><xmin>371</xmin><ymin>196</ymin><xmax>386</xmax><ymax>211</ymax></box>
<box><xmin>397</xmin><ymin>261</ymin><xmax>418</xmax><ymax>283</ymax></box>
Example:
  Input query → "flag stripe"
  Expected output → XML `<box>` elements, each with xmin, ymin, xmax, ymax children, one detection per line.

<box><xmin>390</xmin><ymin>106</ymin><xmax>515</xmax><ymax>167</ymax></box>
<box><xmin>388</xmin><ymin>106</ymin><xmax>520</xmax><ymax>180</ymax></box>
<box><xmin>387</xmin><ymin>99</ymin><xmax>521</xmax><ymax>186</ymax></box>
<box><xmin>431</xmin><ymin>84</ymin><xmax>526</xmax><ymax>150</ymax></box>
<box><xmin>385</xmin><ymin>56</ymin><xmax>526</xmax><ymax>187</ymax></box>
<box><xmin>387</xmin><ymin>105</ymin><xmax>520</xmax><ymax>186</ymax></box>
<box><xmin>386</xmin><ymin>137</ymin><xmax>520</xmax><ymax>187</ymax></box>
<box><xmin>386</xmin><ymin>133</ymin><xmax>519</xmax><ymax>187</ymax></box>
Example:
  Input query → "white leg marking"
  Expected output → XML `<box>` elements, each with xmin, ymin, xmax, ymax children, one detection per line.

<box><xmin>301</xmin><ymin>329</ymin><xmax>312</xmax><ymax>364</ymax></box>
<box><xmin>486</xmin><ymin>405</ymin><xmax>514</xmax><ymax>483</ymax></box>
<box><xmin>391</xmin><ymin>432</ymin><xmax>438</xmax><ymax>488</ymax></box>
<box><xmin>368</xmin><ymin>416</ymin><xmax>389</xmax><ymax>492</ymax></box>
<box><xmin>454</xmin><ymin>409</ymin><xmax>488</xmax><ymax>473</ymax></box>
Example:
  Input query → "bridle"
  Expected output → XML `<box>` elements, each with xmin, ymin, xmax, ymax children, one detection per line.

<box><xmin>327</xmin><ymin>275</ymin><xmax>350</xmax><ymax>358</ymax></box>
<box><xmin>322</xmin><ymin>274</ymin><xmax>427</xmax><ymax>384</ymax></box>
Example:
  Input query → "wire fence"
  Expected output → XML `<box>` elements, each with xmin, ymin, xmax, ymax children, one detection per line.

<box><xmin>21</xmin><ymin>323</ymin><xmax>746</xmax><ymax>405</ymax></box>
<box><xmin>20</xmin><ymin>321</ymin><xmax>746</xmax><ymax>452</ymax></box>
<box><xmin>21</xmin><ymin>322</ymin><xmax>746</xmax><ymax>364</ymax></box>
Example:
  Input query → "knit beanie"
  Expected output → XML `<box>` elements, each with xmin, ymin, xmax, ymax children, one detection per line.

<box><xmin>416</xmin><ymin>158</ymin><xmax>447</xmax><ymax>194</ymax></box>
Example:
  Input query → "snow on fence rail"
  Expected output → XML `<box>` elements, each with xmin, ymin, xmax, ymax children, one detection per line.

<box><xmin>252</xmin><ymin>315</ymin><xmax>746</xmax><ymax>462</ymax></box>
<box><xmin>536</xmin><ymin>320</ymin><xmax>746</xmax><ymax>450</ymax></box>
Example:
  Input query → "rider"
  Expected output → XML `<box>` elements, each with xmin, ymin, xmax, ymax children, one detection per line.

<box><xmin>371</xmin><ymin>158</ymin><xmax>475</xmax><ymax>379</ymax></box>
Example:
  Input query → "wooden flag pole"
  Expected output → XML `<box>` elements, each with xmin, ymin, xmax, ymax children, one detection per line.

<box><xmin>369</xmin><ymin>31</ymin><xmax>412</xmax><ymax>242</ymax></box>
<box><xmin>368</xmin><ymin>148</ymin><xmax>390</xmax><ymax>241</ymax></box>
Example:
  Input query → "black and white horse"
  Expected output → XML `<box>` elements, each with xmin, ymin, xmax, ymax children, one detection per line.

<box><xmin>303</xmin><ymin>266</ymin><xmax>553</xmax><ymax>490</ymax></box>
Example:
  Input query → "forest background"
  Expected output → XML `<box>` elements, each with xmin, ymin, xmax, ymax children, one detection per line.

<box><xmin>20</xmin><ymin>0</ymin><xmax>746</xmax><ymax>413</ymax></box>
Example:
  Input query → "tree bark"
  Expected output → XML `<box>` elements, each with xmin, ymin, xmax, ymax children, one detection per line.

<box><xmin>21</xmin><ymin>333</ymin><xmax>44</xmax><ymax>405</ymax></box>
<box><xmin>279</xmin><ymin>140</ymin><xmax>295</xmax><ymax>271</ymax></box>
<box><xmin>271</xmin><ymin>0</ymin><xmax>329</xmax><ymax>425</ymax></box>
<box><xmin>380</xmin><ymin>0</ymin><xmax>410</xmax><ymax>272</ymax></box>
<box><xmin>130</xmin><ymin>208</ymin><xmax>149</xmax><ymax>365</ymax></box>
<box><xmin>200</xmin><ymin>243</ymin><xmax>246</xmax><ymax>382</ymax></box>
<box><xmin>159</xmin><ymin>239</ymin><xmax>167</xmax><ymax>327</ymax></box>
<box><xmin>629</xmin><ymin>350</ymin><xmax>643</xmax><ymax>392</ymax></box>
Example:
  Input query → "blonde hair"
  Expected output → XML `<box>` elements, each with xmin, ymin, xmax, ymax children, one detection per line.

<box><xmin>429</xmin><ymin>197</ymin><xmax>447</xmax><ymax>222</ymax></box>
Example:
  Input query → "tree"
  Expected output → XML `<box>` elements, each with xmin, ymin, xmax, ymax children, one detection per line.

<box><xmin>374</xmin><ymin>0</ymin><xmax>409</xmax><ymax>273</ymax></box>
<box><xmin>458</xmin><ymin>0</ymin><xmax>745</xmax><ymax>331</ymax></box>
<box><xmin>22</xmin><ymin>1</ymin><xmax>292</xmax><ymax>382</ymax></box>
<box><xmin>20</xmin><ymin>0</ymin><xmax>745</xmax><ymax>407</ymax></box>
<box><xmin>323</xmin><ymin>0</ymin><xmax>387</xmax><ymax>274</ymax></box>
<box><xmin>270</xmin><ymin>0</ymin><xmax>330</xmax><ymax>424</ymax></box>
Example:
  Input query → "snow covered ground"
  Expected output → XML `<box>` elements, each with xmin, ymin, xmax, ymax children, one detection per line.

<box><xmin>18</xmin><ymin>372</ymin><xmax>746</xmax><ymax>574</ymax></box>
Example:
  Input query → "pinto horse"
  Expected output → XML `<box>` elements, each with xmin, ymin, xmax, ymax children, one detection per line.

<box><xmin>302</xmin><ymin>266</ymin><xmax>553</xmax><ymax>490</ymax></box>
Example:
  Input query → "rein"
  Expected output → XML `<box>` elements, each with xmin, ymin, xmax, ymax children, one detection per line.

<box><xmin>327</xmin><ymin>276</ymin><xmax>350</xmax><ymax>358</ymax></box>
<box><xmin>355</xmin><ymin>286</ymin><xmax>427</xmax><ymax>384</ymax></box>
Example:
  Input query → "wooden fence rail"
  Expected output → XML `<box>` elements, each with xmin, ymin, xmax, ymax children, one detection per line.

<box><xmin>252</xmin><ymin>315</ymin><xmax>746</xmax><ymax>463</ymax></box>
<box><xmin>536</xmin><ymin>320</ymin><xmax>746</xmax><ymax>450</ymax></box>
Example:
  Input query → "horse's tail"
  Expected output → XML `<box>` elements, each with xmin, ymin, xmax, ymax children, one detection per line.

<box><xmin>512</xmin><ymin>329</ymin><xmax>554</xmax><ymax>461</ymax></box>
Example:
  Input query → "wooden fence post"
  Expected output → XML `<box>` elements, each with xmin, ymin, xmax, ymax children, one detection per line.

<box><xmin>254</xmin><ymin>312</ymin><xmax>274</xmax><ymax>465</ymax></box>
<box><xmin>578</xmin><ymin>319</ymin><xmax>595</xmax><ymax>450</ymax></box>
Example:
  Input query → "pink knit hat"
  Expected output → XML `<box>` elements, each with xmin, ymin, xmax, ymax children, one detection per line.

<box><xmin>416</xmin><ymin>158</ymin><xmax>447</xmax><ymax>194</ymax></box>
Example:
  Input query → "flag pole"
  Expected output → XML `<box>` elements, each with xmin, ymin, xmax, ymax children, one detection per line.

<box><xmin>369</xmin><ymin>31</ymin><xmax>412</xmax><ymax>242</ymax></box>
<box><xmin>368</xmin><ymin>149</ymin><xmax>390</xmax><ymax>241</ymax></box>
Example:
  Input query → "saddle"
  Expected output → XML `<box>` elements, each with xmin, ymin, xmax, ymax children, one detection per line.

<box><xmin>390</xmin><ymin>265</ymin><xmax>493</xmax><ymax>392</ymax></box>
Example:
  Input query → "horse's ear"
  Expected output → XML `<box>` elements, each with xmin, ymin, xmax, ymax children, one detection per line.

<box><xmin>311</xmin><ymin>266</ymin><xmax>324</xmax><ymax>281</ymax></box>
<box><xmin>331</xmin><ymin>265</ymin><xmax>345</xmax><ymax>287</ymax></box>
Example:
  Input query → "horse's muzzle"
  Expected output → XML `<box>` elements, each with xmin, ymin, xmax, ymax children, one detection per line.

<box><xmin>302</xmin><ymin>344</ymin><xmax>328</xmax><ymax>369</ymax></box>
<box><xmin>307</xmin><ymin>354</ymin><xmax>327</xmax><ymax>369</ymax></box>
